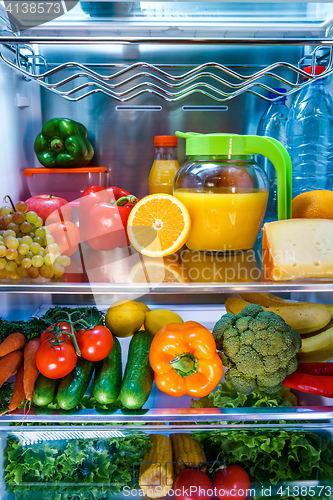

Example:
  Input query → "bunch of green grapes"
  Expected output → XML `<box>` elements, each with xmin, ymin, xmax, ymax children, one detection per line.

<box><xmin>0</xmin><ymin>200</ymin><xmax>71</xmax><ymax>280</ymax></box>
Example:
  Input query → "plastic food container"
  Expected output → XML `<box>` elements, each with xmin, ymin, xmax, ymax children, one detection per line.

<box><xmin>24</xmin><ymin>167</ymin><xmax>108</xmax><ymax>202</ymax></box>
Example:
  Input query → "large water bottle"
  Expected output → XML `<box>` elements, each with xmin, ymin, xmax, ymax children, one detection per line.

<box><xmin>286</xmin><ymin>65</ymin><xmax>333</xmax><ymax>198</ymax></box>
<box><xmin>257</xmin><ymin>88</ymin><xmax>288</xmax><ymax>222</ymax></box>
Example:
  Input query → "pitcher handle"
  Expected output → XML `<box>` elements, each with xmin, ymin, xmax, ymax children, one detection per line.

<box><xmin>243</xmin><ymin>136</ymin><xmax>292</xmax><ymax>220</ymax></box>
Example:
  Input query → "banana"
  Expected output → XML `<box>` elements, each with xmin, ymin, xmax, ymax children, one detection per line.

<box><xmin>225</xmin><ymin>297</ymin><xmax>332</xmax><ymax>335</ymax></box>
<box><xmin>239</xmin><ymin>292</ymin><xmax>333</xmax><ymax>314</ymax></box>
<box><xmin>297</xmin><ymin>324</ymin><xmax>333</xmax><ymax>363</ymax></box>
<box><xmin>238</xmin><ymin>292</ymin><xmax>305</xmax><ymax>307</ymax></box>
<box><xmin>302</xmin><ymin>320</ymin><xmax>333</xmax><ymax>339</ymax></box>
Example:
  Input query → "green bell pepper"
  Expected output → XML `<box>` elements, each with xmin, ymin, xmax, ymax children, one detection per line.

<box><xmin>34</xmin><ymin>118</ymin><xmax>94</xmax><ymax>168</ymax></box>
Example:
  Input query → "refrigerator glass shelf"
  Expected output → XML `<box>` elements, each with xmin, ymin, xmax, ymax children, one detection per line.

<box><xmin>2</xmin><ymin>406</ymin><xmax>333</xmax><ymax>423</ymax></box>
<box><xmin>0</xmin><ymin>281</ymin><xmax>333</xmax><ymax>294</ymax></box>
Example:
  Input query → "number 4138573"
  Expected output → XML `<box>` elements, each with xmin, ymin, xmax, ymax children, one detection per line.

<box><xmin>5</xmin><ymin>3</ymin><xmax>62</xmax><ymax>15</ymax></box>
<box><xmin>276</xmin><ymin>485</ymin><xmax>332</xmax><ymax>497</ymax></box>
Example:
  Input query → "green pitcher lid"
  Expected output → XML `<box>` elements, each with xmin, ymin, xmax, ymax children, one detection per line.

<box><xmin>176</xmin><ymin>131</ymin><xmax>253</xmax><ymax>156</ymax></box>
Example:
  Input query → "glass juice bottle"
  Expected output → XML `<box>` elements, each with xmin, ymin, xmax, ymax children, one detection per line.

<box><xmin>149</xmin><ymin>135</ymin><xmax>180</xmax><ymax>195</ymax></box>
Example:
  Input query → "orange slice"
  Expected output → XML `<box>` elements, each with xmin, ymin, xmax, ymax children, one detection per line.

<box><xmin>127</xmin><ymin>194</ymin><xmax>191</xmax><ymax>257</ymax></box>
<box><xmin>128</xmin><ymin>257</ymin><xmax>190</xmax><ymax>284</ymax></box>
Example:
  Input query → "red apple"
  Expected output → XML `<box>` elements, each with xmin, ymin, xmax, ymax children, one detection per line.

<box><xmin>25</xmin><ymin>195</ymin><xmax>72</xmax><ymax>224</ymax></box>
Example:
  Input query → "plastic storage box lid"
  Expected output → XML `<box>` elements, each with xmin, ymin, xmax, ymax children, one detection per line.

<box><xmin>24</xmin><ymin>167</ymin><xmax>108</xmax><ymax>177</ymax></box>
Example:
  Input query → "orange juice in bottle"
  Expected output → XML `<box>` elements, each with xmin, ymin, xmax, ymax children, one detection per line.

<box><xmin>149</xmin><ymin>135</ymin><xmax>180</xmax><ymax>195</ymax></box>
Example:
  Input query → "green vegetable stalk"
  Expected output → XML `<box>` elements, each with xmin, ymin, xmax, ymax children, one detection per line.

<box><xmin>34</xmin><ymin>118</ymin><xmax>94</xmax><ymax>168</ymax></box>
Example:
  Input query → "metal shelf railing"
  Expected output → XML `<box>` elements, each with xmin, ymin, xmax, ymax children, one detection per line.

<box><xmin>0</xmin><ymin>38</ymin><xmax>332</xmax><ymax>102</ymax></box>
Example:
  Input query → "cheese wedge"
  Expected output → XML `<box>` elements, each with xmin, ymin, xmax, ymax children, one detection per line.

<box><xmin>262</xmin><ymin>219</ymin><xmax>333</xmax><ymax>281</ymax></box>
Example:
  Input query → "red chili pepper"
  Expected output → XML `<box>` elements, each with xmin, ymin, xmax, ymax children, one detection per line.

<box><xmin>86</xmin><ymin>195</ymin><xmax>137</xmax><ymax>251</ymax></box>
<box><xmin>283</xmin><ymin>373</ymin><xmax>333</xmax><ymax>398</ymax></box>
<box><xmin>79</xmin><ymin>186</ymin><xmax>135</xmax><ymax>244</ymax></box>
<box><xmin>296</xmin><ymin>363</ymin><xmax>333</xmax><ymax>376</ymax></box>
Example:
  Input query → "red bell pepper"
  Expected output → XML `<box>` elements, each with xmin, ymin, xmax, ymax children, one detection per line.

<box><xmin>82</xmin><ymin>185</ymin><xmax>132</xmax><ymax>200</ymax></box>
<box><xmin>81</xmin><ymin>185</ymin><xmax>106</xmax><ymax>198</ymax></box>
<box><xmin>79</xmin><ymin>186</ymin><xmax>134</xmax><ymax>244</ymax></box>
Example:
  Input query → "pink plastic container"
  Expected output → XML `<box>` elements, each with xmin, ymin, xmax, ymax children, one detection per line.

<box><xmin>24</xmin><ymin>167</ymin><xmax>108</xmax><ymax>202</ymax></box>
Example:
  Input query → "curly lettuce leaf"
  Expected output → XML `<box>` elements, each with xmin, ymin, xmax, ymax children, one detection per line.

<box><xmin>191</xmin><ymin>381</ymin><xmax>293</xmax><ymax>409</ymax></box>
<box><xmin>193</xmin><ymin>429</ymin><xmax>333</xmax><ymax>499</ymax></box>
<box><xmin>5</xmin><ymin>431</ymin><xmax>151</xmax><ymax>499</ymax></box>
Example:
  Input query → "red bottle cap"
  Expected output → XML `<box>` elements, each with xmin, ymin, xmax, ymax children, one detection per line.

<box><xmin>303</xmin><ymin>65</ymin><xmax>326</xmax><ymax>79</ymax></box>
<box><xmin>154</xmin><ymin>135</ymin><xmax>178</xmax><ymax>147</ymax></box>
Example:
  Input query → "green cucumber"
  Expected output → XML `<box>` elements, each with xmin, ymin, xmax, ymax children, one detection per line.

<box><xmin>32</xmin><ymin>373</ymin><xmax>59</xmax><ymax>407</ymax></box>
<box><xmin>92</xmin><ymin>335</ymin><xmax>122</xmax><ymax>405</ymax></box>
<box><xmin>57</xmin><ymin>358</ymin><xmax>95</xmax><ymax>410</ymax></box>
<box><xmin>119</xmin><ymin>331</ymin><xmax>154</xmax><ymax>409</ymax></box>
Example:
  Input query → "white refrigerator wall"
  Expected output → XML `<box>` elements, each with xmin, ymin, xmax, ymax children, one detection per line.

<box><xmin>0</xmin><ymin>52</ymin><xmax>44</xmax><ymax>320</ymax></box>
<box><xmin>0</xmin><ymin>47</ymin><xmax>40</xmax><ymax>204</ymax></box>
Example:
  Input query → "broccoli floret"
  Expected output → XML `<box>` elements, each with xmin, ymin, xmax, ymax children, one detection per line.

<box><xmin>263</xmin><ymin>355</ymin><xmax>281</xmax><ymax>373</ymax></box>
<box><xmin>235</xmin><ymin>316</ymin><xmax>251</xmax><ymax>333</ymax></box>
<box><xmin>213</xmin><ymin>304</ymin><xmax>302</xmax><ymax>395</ymax></box>
<box><xmin>238</xmin><ymin>303</ymin><xmax>263</xmax><ymax>319</ymax></box>
<box><xmin>225</xmin><ymin>367</ymin><xmax>258</xmax><ymax>396</ymax></box>
<box><xmin>212</xmin><ymin>313</ymin><xmax>236</xmax><ymax>351</ymax></box>
<box><xmin>240</xmin><ymin>330</ymin><xmax>255</xmax><ymax>346</ymax></box>
<box><xmin>223</xmin><ymin>328</ymin><xmax>240</xmax><ymax>359</ymax></box>
<box><xmin>286</xmin><ymin>355</ymin><xmax>298</xmax><ymax>375</ymax></box>
<box><xmin>257</xmin><ymin>382</ymin><xmax>285</xmax><ymax>395</ymax></box>
<box><xmin>257</xmin><ymin>367</ymin><xmax>287</xmax><ymax>388</ymax></box>
<box><xmin>234</xmin><ymin>346</ymin><xmax>265</xmax><ymax>376</ymax></box>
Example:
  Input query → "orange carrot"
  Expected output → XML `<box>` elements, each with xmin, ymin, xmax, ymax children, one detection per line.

<box><xmin>0</xmin><ymin>332</ymin><xmax>25</xmax><ymax>357</ymax></box>
<box><xmin>0</xmin><ymin>350</ymin><xmax>23</xmax><ymax>389</ymax></box>
<box><xmin>9</xmin><ymin>364</ymin><xmax>25</xmax><ymax>412</ymax></box>
<box><xmin>23</xmin><ymin>339</ymin><xmax>39</xmax><ymax>401</ymax></box>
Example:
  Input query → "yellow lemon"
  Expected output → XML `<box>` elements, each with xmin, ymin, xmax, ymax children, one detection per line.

<box><xmin>105</xmin><ymin>300</ymin><xmax>145</xmax><ymax>338</ymax></box>
<box><xmin>135</xmin><ymin>301</ymin><xmax>151</xmax><ymax>330</ymax></box>
<box><xmin>144</xmin><ymin>309</ymin><xmax>184</xmax><ymax>336</ymax></box>
<box><xmin>135</xmin><ymin>301</ymin><xmax>151</xmax><ymax>314</ymax></box>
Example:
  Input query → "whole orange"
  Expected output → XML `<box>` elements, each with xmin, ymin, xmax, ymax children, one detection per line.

<box><xmin>292</xmin><ymin>190</ymin><xmax>333</xmax><ymax>219</ymax></box>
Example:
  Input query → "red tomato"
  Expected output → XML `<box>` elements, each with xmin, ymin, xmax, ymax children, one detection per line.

<box><xmin>36</xmin><ymin>340</ymin><xmax>77</xmax><ymax>379</ymax></box>
<box><xmin>47</xmin><ymin>221</ymin><xmax>80</xmax><ymax>257</ymax></box>
<box><xmin>175</xmin><ymin>469</ymin><xmax>213</xmax><ymax>500</ymax></box>
<box><xmin>40</xmin><ymin>322</ymin><xmax>76</xmax><ymax>345</ymax></box>
<box><xmin>76</xmin><ymin>325</ymin><xmax>113</xmax><ymax>361</ymax></box>
<box><xmin>214</xmin><ymin>466</ymin><xmax>251</xmax><ymax>500</ymax></box>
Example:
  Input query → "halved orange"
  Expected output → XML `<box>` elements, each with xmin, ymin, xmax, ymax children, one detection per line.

<box><xmin>128</xmin><ymin>257</ymin><xmax>190</xmax><ymax>284</ymax></box>
<box><xmin>127</xmin><ymin>194</ymin><xmax>191</xmax><ymax>257</ymax></box>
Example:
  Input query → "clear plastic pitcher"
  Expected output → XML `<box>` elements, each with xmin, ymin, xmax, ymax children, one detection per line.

<box><xmin>174</xmin><ymin>132</ymin><xmax>292</xmax><ymax>252</ymax></box>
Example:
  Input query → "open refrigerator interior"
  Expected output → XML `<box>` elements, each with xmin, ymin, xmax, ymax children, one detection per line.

<box><xmin>1</xmin><ymin>1</ymin><xmax>333</xmax><ymax>499</ymax></box>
